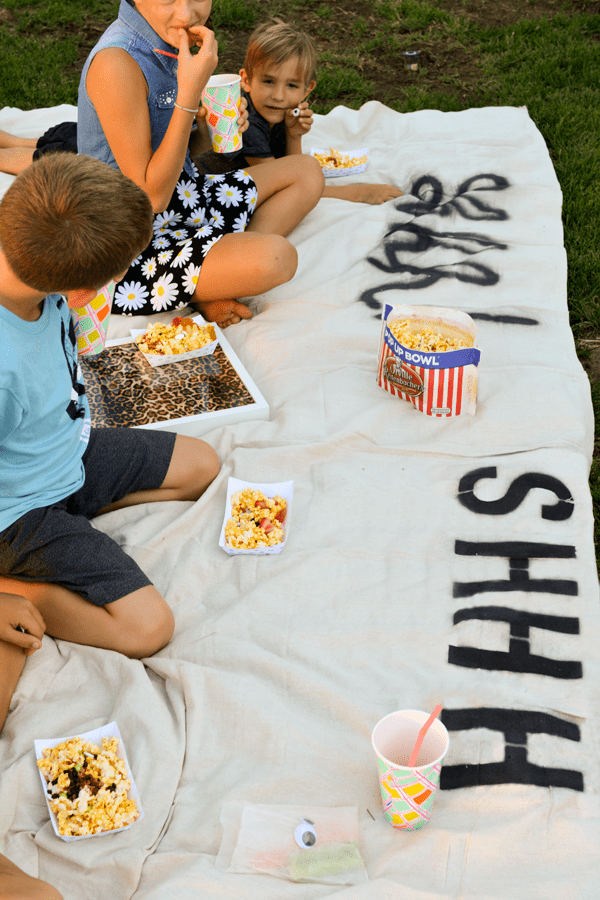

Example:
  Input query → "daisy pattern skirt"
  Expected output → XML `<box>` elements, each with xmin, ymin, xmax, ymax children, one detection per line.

<box><xmin>113</xmin><ymin>167</ymin><xmax>258</xmax><ymax>315</ymax></box>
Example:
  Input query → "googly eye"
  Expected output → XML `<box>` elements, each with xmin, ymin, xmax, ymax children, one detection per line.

<box><xmin>294</xmin><ymin>818</ymin><xmax>317</xmax><ymax>849</ymax></box>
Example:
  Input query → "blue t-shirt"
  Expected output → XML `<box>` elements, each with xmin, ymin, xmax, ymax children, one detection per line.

<box><xmin>0</xmin><ymin>296</ymin><xmax>90</xmax><ymax>532</ymax></box>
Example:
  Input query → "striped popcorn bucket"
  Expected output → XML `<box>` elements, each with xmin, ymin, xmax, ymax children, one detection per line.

<box><xmin>377</xmin><ymin>304</ymin><xmax>481</xmax><ymax>417</ymax></box>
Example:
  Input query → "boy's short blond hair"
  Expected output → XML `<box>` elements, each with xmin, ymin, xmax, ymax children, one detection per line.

<box><xmin>0</xmin><ymin>153</ymin><xmax>153</xmax><ymax>292</ymax></box>
<box><xmin>244</xmin><ymin>21</ymin><xmax>317</xmax><ymax>85</ymax></box>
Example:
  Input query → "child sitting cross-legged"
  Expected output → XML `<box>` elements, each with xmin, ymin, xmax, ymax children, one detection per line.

<box><xmin>0</xmin><ymin>152</ymin><xmax>220</xmax><ymax>737</ymax></box>
<box><xmin>233</xmin><ymin>21</ymin><xmax>403</xmax><ymax>206</ymax></box>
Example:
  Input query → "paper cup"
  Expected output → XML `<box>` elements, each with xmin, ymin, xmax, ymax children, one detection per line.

<box><xmin>371</xmin><ymin>710</ymin><xmax>449</xmax><ymax>831</ymax></box>
<box><xmin>72</xmin><ymin>282</ymin><xmax>115</xmax><ymax>356</ymax></box>
<box><xmin>201</xmin><ymin>74</ymin><xmax>243</xmax><ymax>153</ymax></box>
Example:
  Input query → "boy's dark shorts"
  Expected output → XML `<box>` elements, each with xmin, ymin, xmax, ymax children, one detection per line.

<box><xmin>0</xmin><ymin>428</ymin><xmax>177</xmax><ymax>607</ymax></box>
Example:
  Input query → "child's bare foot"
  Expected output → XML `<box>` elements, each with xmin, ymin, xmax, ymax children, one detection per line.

<box><xmin>191</xmin><ymin>299</ymin><xmax>252</xmax><ymax>328</ymax></box>
<box><xmin>323</xmin><ymin>183</ymin><xmax>403</xmax><ymax>205</ymax></box>
<box><xmin>0</xmin><ymin>853</ymin><xmax>63</xmax><ymax>900</ymax></box>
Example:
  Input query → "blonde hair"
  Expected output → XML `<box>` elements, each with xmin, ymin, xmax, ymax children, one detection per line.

<box><xmin>244</xmin><ymin>21</ymin><xmax>317</xmax><ymax>85</ymax></box>
<box><xmin>0</xmin><ymin>153</ymin><xmax>153</xmax><ymax>292</ymax></box>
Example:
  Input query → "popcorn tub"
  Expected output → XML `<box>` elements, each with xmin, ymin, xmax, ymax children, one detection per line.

<box><xmin>377</xmin><ymin>304</ymin><xmax>481</xmax><ymax>417</ymax></box>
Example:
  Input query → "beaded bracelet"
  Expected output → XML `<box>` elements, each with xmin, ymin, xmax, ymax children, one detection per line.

<box><xmin>174</xmin><ymin>102</ymin><xmax>200</xmax><ymax>114</ymax></box>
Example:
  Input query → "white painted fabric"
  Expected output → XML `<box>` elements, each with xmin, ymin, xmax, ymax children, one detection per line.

<box><xmin>0</xmin><ymin>101</ymin><xmax>598</xmax><ymax>900</ymax></box>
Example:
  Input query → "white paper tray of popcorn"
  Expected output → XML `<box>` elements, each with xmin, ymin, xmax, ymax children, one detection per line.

<box><xmin>35</xmin><ymin>720</ymin><xmax>144</xmax><ymax>842</ymax></box>
<box><xmin>219</xmin><ymin>477</ymin><xmax>294</xmax><ymax>556</ymax></box>
<box><xmin>131</xmin><ymin>314</ymin><xmax>218</xmax><ymax>367</ymax></box>
<box><xmin>310</xmin><ymin>147</ymin><xmax>368</xmax><ymax>177</ymax></box>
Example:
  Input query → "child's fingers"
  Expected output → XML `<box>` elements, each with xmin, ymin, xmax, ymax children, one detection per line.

<box><xmin>1</xmin><ymin>625</ymin><xmax>42</xmax><ymax>652</ymax></box>
<box><xmin>177</xmin><ymin>27</ymin><xmax>192</xmax><ymax>58</ymax></box>
<box><xmin>192</xmin><ymin>26</ymin><xmax>218</xmax><ymax>63</ymax></box>
<box><xmin>237</xmin><ymin>96</ymin><xmax>249</xmax><ymax>130</ymax></box>
<box><xmin>286</xmin><ymin>108</ymin><xmax>312</xmax><ymax>129</ymax></box>
<box><xmin>298</xmin><ymin>113</ymin><xmax>313</xmax><ymax>133</ymax></box>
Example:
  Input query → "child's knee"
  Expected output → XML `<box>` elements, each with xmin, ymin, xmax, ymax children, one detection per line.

<box><xmin>111</xmin><ymin>591</ymin><xmax>175</xmax><ymax>658</ymax></box>
<box><xmin>265</xmin><ymin>236</ymin><xmax>298</xmax><ymax>286</ymax></box>
<box><xmin>174</xmin><ymin>435</ymin><xmax>219</xmax><ymax>498</ymax></box>
<box><xmin>0</xmin><ymin>855</ymin><xmax>64</xmax><ymax>900</ymax></box>
<box><xmin>199</xmin><ymin>440</ymin><xmax>219</xmax><ymax>488</ymax></box>
<box><xmin>132</xmin><ymin>604</ymin><xmax>174</xmax><ymax>658</ymax></box>
<box><xmin>300</xmin><ymin>153</ymin><xmax>325</xmax><ymax>196</ymax></box>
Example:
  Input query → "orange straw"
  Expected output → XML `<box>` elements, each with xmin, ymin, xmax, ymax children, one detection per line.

<box><xmin>407</xmin><ymin>705</ymin><xmax>443</xmax><ymax>767</ymax></box>
<box><xmin>154</xmin><ymin>48</ymin><xmax>178</xmax><ymax>59</ymax></box>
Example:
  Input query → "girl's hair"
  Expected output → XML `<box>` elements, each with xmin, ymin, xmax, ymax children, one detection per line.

<box><xmin>244</xmin><ymin>21</ymin><xmax>317</xmax><ymax>85</ymax></box>
<box><xmin>0</xmin><ymin>152</ymin><xmax>153</xmax><ymax>292</ymax></box>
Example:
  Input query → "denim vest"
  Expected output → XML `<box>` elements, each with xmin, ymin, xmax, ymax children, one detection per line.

<box><xmin>77</xmin><ymin>0</ymin><xmax>195</xmax><ymax>180</ymax></box>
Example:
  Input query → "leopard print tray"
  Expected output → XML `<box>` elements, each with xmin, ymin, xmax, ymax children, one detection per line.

<box><xmin>82</xmin><ymin>342</ymin><xmax>256</xmax><ymax>428</ymax></box>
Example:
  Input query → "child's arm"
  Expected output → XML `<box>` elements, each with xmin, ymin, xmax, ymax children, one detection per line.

<box><xmin>0</xmin><ymin>591</ymin><xmax>45</xmax><ymax>655</ymax></box>
<box><xmin>283</xmin><ymin>101</ymin><xmax>314</xmax><ymax>157</ymax></box>
<box><xmin>86</xmin><ymin>27</ymin><xmax>218</xmax><ymax>211</ymax></box>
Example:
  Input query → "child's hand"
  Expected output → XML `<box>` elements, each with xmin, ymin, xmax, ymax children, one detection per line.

<box><xmin>0</xmin><ymin>592</ymin><xmax>45</xmax><ymax>655</ymax></box>
<box><xmin>176</xmin><ymin>25</ymin><xmax>218</xmax><ymax>110</ymax></box>
<box><xmin>284</xmin><ymin>101</ymin><xmax>313</xmax><ymax>138</ymax></box>
<box><xmin>237</xmin><ymin>94</ymin><xmax>249</xmax><ymax>134</ymax></box>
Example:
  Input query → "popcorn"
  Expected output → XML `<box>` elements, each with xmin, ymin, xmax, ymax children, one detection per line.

<box><xmin>225</xmin><ymin>488</ymin><xmax>287</xmax><ymax>550</ymax></box>
<box><xmin>135</xmin><ymin>316</ymin><xmax>216</xmax><ymax>356</ymax></box>
<box><xmin>387</xmin><ymin>318</ymin><xmax>473</xmax><ymax>353</ymax></box>
<box><xmin>313</xmin><ymin>147</ymin><xmax>368</xmax><ymax>170</ymax></box>
<box><xmin>37</xmin><ymin>736</ymin><xmax>139</xmax><ymax>836</ymax></box>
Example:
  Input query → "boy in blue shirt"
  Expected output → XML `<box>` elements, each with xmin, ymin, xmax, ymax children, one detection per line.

<box><xmin>235</xmin><ymin>21</ymin><xmax>403</xmax><ymax>206</ymax></box>
<box><xmin>0</xmin><ymin>152</ymin><xmax>219</xmax><ymax>738</ymax></box>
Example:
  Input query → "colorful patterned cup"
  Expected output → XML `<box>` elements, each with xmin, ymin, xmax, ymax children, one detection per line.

<box><xmin>72</xmin><ymin>282</ymin><xmax>115</xmax><ymax>356</ymax></box>
<box><xmin>201</xmin><ymin>74</ymin><xmax>243</xmax><ymax>154</ymax></box>
<box><xmin>372</xmin><ymin>709</ymin><xmax>449</xmax><ymax>831</ymax></box>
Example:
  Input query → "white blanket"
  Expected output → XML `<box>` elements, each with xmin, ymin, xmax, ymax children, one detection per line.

<box><xmin>1</xmin><ymin>101</ymin><xmax>599</xmax><ymax>900</ymax></box>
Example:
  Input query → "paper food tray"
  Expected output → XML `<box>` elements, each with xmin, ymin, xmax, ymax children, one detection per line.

<box><xmin>219</xmin><ymin>477</ymin><xmax>294</xmax><ymax>555</ymax></box>
<box><xmin>34</xmin><ymin>720</ymin><xmax>144</xmax><ymax>842</ymax></box>
<box><xmin>311</xmin><ymin>148</ymin><xmax>368</xmax><ymax>177</ymax></box>
<box><xmin>130</xmin><ymin>314</ymin><xmax>218</xmax><ymax>367</ymax></box>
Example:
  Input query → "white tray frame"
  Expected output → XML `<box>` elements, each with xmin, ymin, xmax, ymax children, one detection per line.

<box><xmin>96</xmin><ymin>324</ymin><xmax>269</xmax><ymax>437</ymax></box>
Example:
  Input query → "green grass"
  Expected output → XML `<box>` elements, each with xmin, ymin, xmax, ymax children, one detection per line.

<box><xmin>211</xmin><ymin>0</ymin><xmax>260</xmax><ymax>30</ymax></box>
<box><xmin>475</xmin><ymin>14</ymin><xmax>600</xmax><ymax>332</ymax></box>
<box><xmin>1</xmin><ymin>0</ymin><xmax>117</xmax><ymax>27</ymax></box>
<box><xmin>0</xmin><ymin>34</ymin><xmax>81</xmax><ymax>108</ymax></box>
<box><xmin>383</xmin><ymin>0</ymin><xmax>457</xmax><ymax>30</ymax></box>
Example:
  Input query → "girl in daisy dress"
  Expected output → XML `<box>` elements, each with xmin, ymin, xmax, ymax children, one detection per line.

<box><xmin>77</xmin><ymin>0</ymin><xmax>324</xmax><ymax>328</ymax></box>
